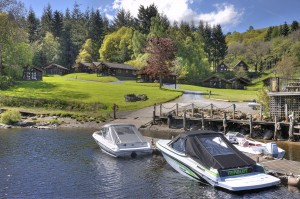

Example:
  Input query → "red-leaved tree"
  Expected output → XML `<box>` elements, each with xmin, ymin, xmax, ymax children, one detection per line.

<box><xmin>145</xmin><ymin>37</ymin><xmax>176</xmax><ymax>88</ymax></box>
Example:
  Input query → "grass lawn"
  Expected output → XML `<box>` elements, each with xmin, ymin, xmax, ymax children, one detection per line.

<box><xmin>0</xmin><ymin>74</ymin><xmax>182</xmax><ymax>113</ymax></box>
<box><xmin>180</xmin><ymin>84</ymin><xmax>261</xmax><ymax>102</ymax></box>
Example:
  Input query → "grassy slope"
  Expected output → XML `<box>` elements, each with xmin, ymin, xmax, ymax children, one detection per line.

<box><xmin>1</xmin><ymin>75</ymin><xmax>182</xmax><ymax>112</ymax></box>
<box><xmin>180</xmin><ymin>84</ymin><xmax>260</xmax><ymax>102</ymax></box>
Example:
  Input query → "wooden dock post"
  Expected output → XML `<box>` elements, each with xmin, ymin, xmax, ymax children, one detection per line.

<box><xmin>113</xmin><ymin>103</ymin><xmax>118</xmax><ymax>119</ymax></box>
<box><xmin>274</xmin><ymin>116</ymin><xmax>278</xmax><ymax>140</ymax></box>
<box><xmin>176</xmin><ymin>103</ymin><xmax>179</xmax><ymax>116</ymax></box>
<box><xmin>249</xmin><ymin>114</ymin><xmax>253</xmax><ymax>138</ymax></box>
<box><xmin>260</xmin><ymin>105</ymin><xmax>263</xmax><ymax>121</ymax></box>
<box><xmin>210</xmin><ymin>103</ymin><xmax>213</xmax><ymax>118</ymax></box>
<box><xmin>159</xmin><ymin>104</ymin><xmax>162</xmax><ymax>116</ymax></box>
<box><xmin>191</xmin><ymin>103</ymin><xmax>194</xmax><ymax>117</ymax></box>
<box><xmin>285</xmin><ymin>104</ymin><xmax>288</xmax><ymax>122</ymax></box>
<box><xmin>233</xmin><ymin>104</ymin><xmax>236</xmax><ymax>119</ymax></box>
<box><xmin>223</xmin><ymin>112</ymin><xmax>227</xmax><ymax>134</ymax></box>
<box><xmin>167</xmin><ymin>115</ymin><xmax>171</xmax><ymax>128</ymax></box>
<box><xmin>288</xmin><ymin>112</ymin><xmax>295</xmax><ymax>141</ymax></box>
<box><xmin>153</xmin><ymin>103</ymin><xmax>156</xmax><ymax>115</ymax></box>
<box><xmin>183</xmin><ymin>110</ymin><xmax>187</xmax><ymax>130</ymax></box>
<box><xmin>153</xmin><ymin>110</ymin><xmax>156</xmax><ymax>124</ymax></box>
<box><xmin>201</xmin><ymin>112</ymin><xmax>205</xmax><ymax>130</ymax></box>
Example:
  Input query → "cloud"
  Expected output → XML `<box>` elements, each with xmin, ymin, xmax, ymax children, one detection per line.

<box><xmin>109</xmin><ymin>0</ymin><xmax>243</xmax><ymax>31</ymax></box>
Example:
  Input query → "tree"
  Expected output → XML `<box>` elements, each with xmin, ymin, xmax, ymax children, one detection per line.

<box><xmin>264</xmin><ymin>26</ymin><xmax>273</xmax><ymax>41</ymax></box>
<box><xmin>137</xmin><ymin>4</ymin><xmax>158</xmax><ymax>34</ymax></box>
<box><xmin>27</xmin><ymin>8</ymin><xmax>40</xmax><ymax>43</ymax></box>
<box><xmin>88</xmin><ymin>9</ymin><xmax>104</xmax><ymax>60</ymax></box>
<box><xmin>99</xmin><ymin>26</ymin><xmax>134</xmax><ymax>63</ymax></box>
<box><xmin>144</xmin><ymin>37</ymin><xmax>176</xmax><ymax>88</ymax></box>
<box><xmin>291</xmin><ymin>20</ymin><xmax>299</xmax><ymax>32</ymax></box>
<box><xmin>132</xmin><ymin>30</ymin><xmax>146</xmax><ymax>59</ymax></box>
<box><xmin>211</xmin><ymin>24</ymin><xmax>227</xmax><ymax>71</ymax></box>
<box><xmin>52</xmin><ymin>10</ymin><xmax>63</xmax><ymax>38</ymax></box>
<box><xmin>275</xmin><ymin>56</ymin><xmax>296</xmax><ymax>79</ymax></box>
<box><xmin>33</xmin><ymin>32</ymin><xmax>60</xmax><ymax>67</ymax></box>
<box><xmin>281</xmin><ymin>22</ymin><xmax>289</xmax><ymax>37</ymax></box>
<box><xmin>76</xmin><ymin>38</ymin><xmax>93</xmax><ymax>63</ymax></box>
<box><xmin>148</xmin><ymin>14</ymin><xmax>169</xmax><ymax>38</ymax></box>
<box><xmin>112</xmin><ymin>8</ymin><xmax>135</xmax><ymax>31</ymax></box>
<box><xmin>41</xmin><ymin>3</ymin><xmax>53</xmax><ymax>36</ymax></box>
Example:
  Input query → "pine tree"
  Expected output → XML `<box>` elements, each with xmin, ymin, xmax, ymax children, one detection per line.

<box><xmin>88</xmin><ymin>9</ymin><xmax>103</xmax><ymax>60</ymax></box>
<box><xmin>281</xmin><ymin>22</ymin><xmax>289</xmax><ymax>36</ymax></box>
<box><xmin>264</xmin><ymin>26</ymin><xmax>273</xmax><ymax>41</ymax></box>
<box><xmin>41</xmin><ymin>3</ymin><xmax>53</xmax><ymax>36</ymax></box>
<box><xmin>52</xmin><ymin>10</ymin><xmax>63</xmax><ymax>38</ymax></box>
<box><xmin>137</xmin><ymin>4</ymin><xmax>158</xmax><ymax>34</ymax></box>
<box><xmin>112</xmin><ymin>8</ymin><xmax>134</xmax><ymax>31</ymax></box>
<box><xmin>27</xmin><ymin>7</ymin><xmax>39</xmax><ymax>43</ymax></box>
<box><xmin>211</xmin><ymin>24</ymin><xmax>227</xmax><ymax>71</ymax></box>
<box><xmin>291</xmin><ymin>20</ymin><xmax>299</xmax><ymax>31</ymax></box>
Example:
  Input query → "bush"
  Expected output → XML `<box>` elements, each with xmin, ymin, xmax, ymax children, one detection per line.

<box><xmin>0</xmin><ymin>76</ymin><xmax>15</xmax><ymax>90</ymax></box>
<box><xmin>0</xmin><ymin>110</ymin><xmax>21</xmax><ymax>124</ymax></box>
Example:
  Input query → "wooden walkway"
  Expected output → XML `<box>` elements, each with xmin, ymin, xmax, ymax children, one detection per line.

<box><xmin>246</xmin><ymin>153</ymin><xmax>300</xmax><ymax>175</ymax></box>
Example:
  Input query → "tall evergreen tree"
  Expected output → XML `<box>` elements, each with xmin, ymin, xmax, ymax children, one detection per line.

<box><xmin>264</xmin><ymin>26</ymin><xmax>273</xmax><ymax>41</ymax></box>
<box><xmin>203</xmin><ymin>23</ymin><xmax>213</xmax><ymax>67</ymax></box>
<box><xmin>41</xmin><ymin>3</ymin><xmax>53</xmax><ymax>36</ymax></box>
<box><xmin>88</xmin><ymin>9</ymin><xmax>104</xmax><ymax>60</ymax></box>
<box><xmin>112</xmin><ymin>8</ymin><xmax>135</xmax><ymax>31</ymax></box>
<box><xmin>137</xmin><ymin>4</ymin><xmax>158</xmax><ymax>34</ymax></box>
<box><xmin>26</xmin><ymin>7</ymin><xmax>39</xmax><ymax>43</ymax></box>
<box><xmin>291</xmin><ymin>20</ymin><xmax>299</xmax><ymax>32</ymax></box>
<box><xmin>52</xmin><ymin>10</ymin><xmax>63</xmax><ymax>38</ymax></box>
<box><xmin>211</xmin><ymin>24</ymin><xmax>227</xmax><ymax>71</ymax></box>
<box><xmin>281</xmin><ymin>22</ymin><xmax>290</xmax><ymax>36</ymax></box>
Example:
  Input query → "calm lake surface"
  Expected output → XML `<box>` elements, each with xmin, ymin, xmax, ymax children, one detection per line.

<box><xmin>1</xmin><ymin>128</ymin><xmax>300</xmax><ymax>199</ymax></box>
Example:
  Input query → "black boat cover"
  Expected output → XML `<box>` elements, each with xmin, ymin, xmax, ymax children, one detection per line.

<box><xmin>174</xmin><ymin>130</ymin><xmax>256</xmax><ymax>170</ymax></box>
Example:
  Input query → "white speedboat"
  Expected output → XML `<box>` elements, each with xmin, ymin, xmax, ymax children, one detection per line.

<box><xmin>156</xmin><ymin>130</ymin><xmax>280</xmax><ymax>191</ymax></box>
<box><xmin>93</xmin><ymin>124</ymin><xmax>152</xmax><ymax>157</ymax></box>
<box><xmin>225</xmin><ymin>132</ymin><xmax>285</xmax><ymax>159</ymax></box>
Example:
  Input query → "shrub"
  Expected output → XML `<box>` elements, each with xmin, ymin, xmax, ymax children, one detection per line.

<box><xmin>0</xmin><ymin>76</ymin><xmax>15</xmax><ymax>90</ymax></box>
<box><xmin>0</xmin><ymin>110</ymin><xmax>21</xmax><ymax>124</ymax></box>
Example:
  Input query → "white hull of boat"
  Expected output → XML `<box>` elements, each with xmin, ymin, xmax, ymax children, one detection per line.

<box><xmin>93</xmin><ymin>133</ymin><xmax>152</xmax><ymax>157</ymax></box>
<box><xmin>157</xmin><ymin>140</ymin><xmax>280</xmax><ymax>191</ymax></box>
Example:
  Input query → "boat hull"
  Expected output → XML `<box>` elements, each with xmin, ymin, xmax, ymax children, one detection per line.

<box><xmin>156</xmin><ymin>140</ymin><xmax>280</xmax><ymax>191</ymax></box>
<box><xmin>93</xmin><ymin>133</ymin><xmax>152</xmax><ymax>157</ymax></box>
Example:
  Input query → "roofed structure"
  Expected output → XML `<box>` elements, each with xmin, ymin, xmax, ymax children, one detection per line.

<box><xmin>230</xmin><ymin>77</ymin><xmax>250</xmax><ymax>89</ymax></box>
<box><xmin>216</xmin><ymin>62</ymin><xmax>228</xmax><ymax>72</ymax></box>
<box><xmin>45</xmin><ymin>64</ymin><xmax>70</xmax><ymax>75</ymax></box>
<box><xmin>22</xmin><ymin>66</ymin><xmax>43</xmax><ymax>81</ymax></box>
<box><xmin>234</xmin><ymin>60</ymin><xmax>249</xmax><ymax>72</ymax></box>
<box><xmin>97</xmin><ymin>62</ymin><xmax>139</xmax><ymax>78</ymax></box>
<box><xmin>202</xmin><ymin>75</ymin><xmax>232</xmax><ymax>89</ymax></box>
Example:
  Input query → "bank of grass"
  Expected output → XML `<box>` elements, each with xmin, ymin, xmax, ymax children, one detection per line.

<box><xmin>61</xmin><ymin>73</ymin><xmax>119</xmax><ymax>82</ymax></box>
<box><xmin>0</xmin><ymin>74</ymin><xmax>182</xmax><ymax>113</ymax></box>
<box><xmin>180</xmin><ymin>84</ymin><xmax>260</xmax><ymax>102</ymax></box>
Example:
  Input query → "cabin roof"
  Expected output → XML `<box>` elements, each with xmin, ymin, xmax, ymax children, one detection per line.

<box><xmin>102</xmin><ymin>62</ymin><xmax>139</xmax><ymax>71</ymax></box>
<box><xmin>45</xmin><ymin>64</ymin><xmax>69</xmax><ymax>70</ymax></box>
<box><xmin>202</xmin><ymin>74</ymin><xmax>231</xmax><ymax>83</ymax></box>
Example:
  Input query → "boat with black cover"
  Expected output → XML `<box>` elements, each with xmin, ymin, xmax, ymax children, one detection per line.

<box><xmin>156</xmin><ymin>130</ymin><xmax>280</xmax><ymax>191</ymax></box>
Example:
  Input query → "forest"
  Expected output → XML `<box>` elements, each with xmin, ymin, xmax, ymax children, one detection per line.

<box><xmin>1</xmin><ymin>0</ymin><xmax>300</xmax><ymax>89</ymax></box>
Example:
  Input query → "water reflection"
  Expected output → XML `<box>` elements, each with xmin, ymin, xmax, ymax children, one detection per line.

<box><xmin>0</xmin><ymin>128</ymin><xmax>299</xmax><ymax>198</ymax></box>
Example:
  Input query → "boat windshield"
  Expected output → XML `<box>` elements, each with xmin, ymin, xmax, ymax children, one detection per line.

<box><xmin>111</xmin><ymin>125</ymin><xmax>145</xmax><ymax>144</ymax></box>
<box><xmin>198</xmin><ymin>136</ymin><xmax>234</xmax><ymax>156</ymax></box>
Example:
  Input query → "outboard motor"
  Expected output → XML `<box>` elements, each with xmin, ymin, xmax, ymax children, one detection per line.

<box><xmin>265</xmin><ymin>142</ymin><xmax>279</xmax><ymax>158</ymax></box>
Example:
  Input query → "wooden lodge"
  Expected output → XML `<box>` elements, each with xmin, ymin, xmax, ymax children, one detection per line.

<box><xmin>45</xmin><ymin>64</ymin><xmax>70</xmax><ymax>75</ymax></box>
<box><xmin>202</xmin><ymin>75</ymin><xmax>231</xmax><ymax>89</ymax></box>
<box><xmin>22</xmin><ymin>66</ymin><xmax>43</xmax><ymax>81</ymax></box>
<box><xmin>216</xmin><ymin>62</ymin><xmax>228</xmax><ymax>72</ymax></box>
<box><xmin>234</xmin><ymin>60</ymin><xmax>249</xmax><ymax>72</ymax></box>
<box><xmin>97</xmin><ymin>62</ymin><xmax>138</xmax><ymax>78</ymax></box>
<box><xmin>230</xmin><ymin>77</ymin><xmax>250</xmax><ymax>89</ymax></box>
<box><xmin>136</xmin><ymin>71</ymin><xmax>177</xmax><ymax>84</ymax></box>
<box><xmin>75</xmin><ymin>62</ymin><xmax>94</xmax><ymax>73</ymax></box>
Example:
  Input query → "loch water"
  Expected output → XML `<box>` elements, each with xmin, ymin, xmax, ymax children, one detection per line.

<box><xmin>0</xmin><ymin>128</ymin><xmax>300</xmax><ymax>199</ymax></box>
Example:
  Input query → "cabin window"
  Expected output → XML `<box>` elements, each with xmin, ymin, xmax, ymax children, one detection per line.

<box><xmin>118</xmin><ymin>69</ymin><xmax>121</xmax><ymax>73</ymax></box>
<box><xmin>171</xmin><ymin>138</ymin><xmax>185</xmax><ymax>153</ymax></box>
<box><xmin>126</xmin><ymin>70</ymin><xmax>129</xmax><ymax>73</ymax></box>
<box><xmin>31</xmin><ymin>72</ymin><xmax>37</xmax><ymax>80</ymax></box>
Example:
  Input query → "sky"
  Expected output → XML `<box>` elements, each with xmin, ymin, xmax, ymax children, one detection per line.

<box><xmin>20</xmin><ymin>0</ymin><xmax>300</xmax><ymax>33</ymax></box>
